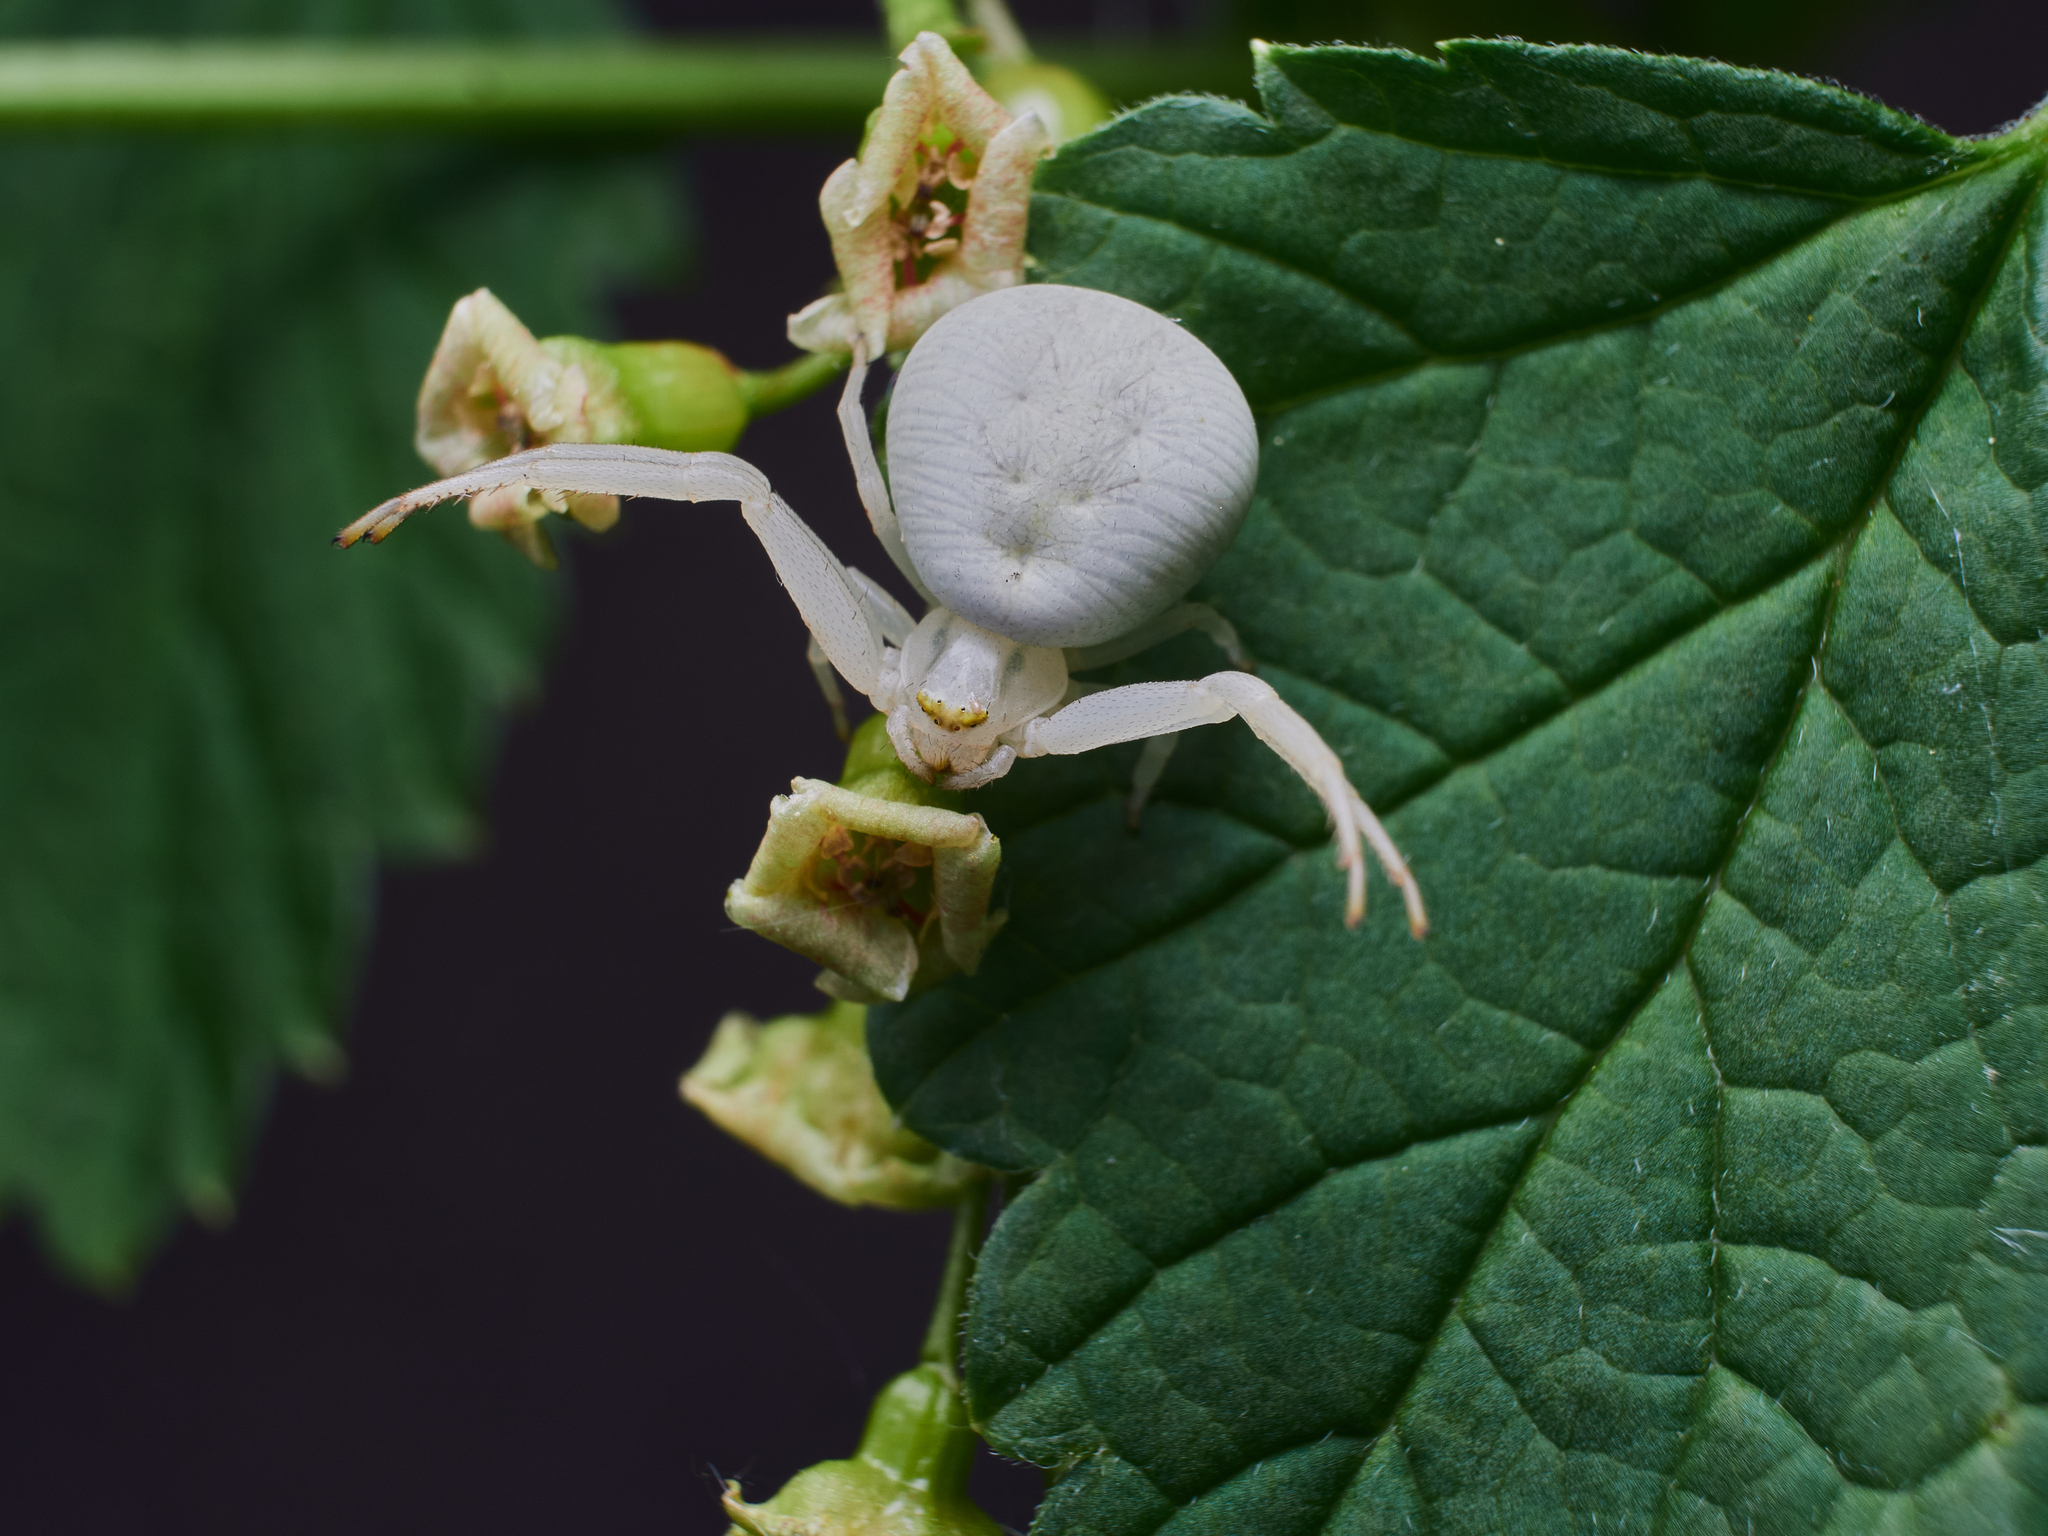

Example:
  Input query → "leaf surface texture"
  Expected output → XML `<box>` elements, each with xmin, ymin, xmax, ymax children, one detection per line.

<box><xmin>873</xmin><ymin>40</ymin><xmax>2048</xmax><ymax>1533</ymax></box>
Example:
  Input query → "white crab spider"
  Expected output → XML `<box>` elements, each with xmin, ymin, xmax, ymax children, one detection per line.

<box><xmin>339</xmin><ymin>285</ymin><xmax>1427</xmax><ymax>935</ymax></box>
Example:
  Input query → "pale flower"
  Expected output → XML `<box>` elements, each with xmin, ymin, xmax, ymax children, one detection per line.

<box><xmin>788</xmin><ymin>32</ymin><xmax>1049</xmax><ymax>358</ymax></box>
<box><xmin>412</xmin><ymin>288</ymin><xmax>639</xmax><ymax>565</ymax></box>
<box><xmin>410</xmin><ymin>287</ymin><xmax>755</xmax><ymax>565</ymax></box>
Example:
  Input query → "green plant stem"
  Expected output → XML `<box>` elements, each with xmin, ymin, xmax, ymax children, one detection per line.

<box><xmin>736</xmin><ymin>351</ymin><xmax>846</xmax><ymax>419</ymax></box>
<box><xmin>0</xmin><ymin>39</ymin><xmax>1249</xmax><ymax>131</ymax></box>
<box><xmin>919</xmin><ymin>1177</ymin><xmax>989</xmax><ymax>1371</ymax></box>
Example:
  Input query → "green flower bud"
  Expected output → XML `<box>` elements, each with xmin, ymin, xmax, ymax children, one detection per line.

<box><xmin>721</xmin><ymin>1364</ymin><xmax>1002</xmax><ymax>1536</ymax></box>
<box><xmin>979</xmin><ymin>60</ymin><xmax>1111</xmax><ymax>145</ymax></box>
<box><xmin>880</xmin><ymin>0</ymin><xmax>981</xmax><ymax>58</ymax></box>
<box><xmin>838</xmin><ymin>708</ymin><xmax>955</xmax><ymax>806</ymax></box>
<box><xmin>571</xmin><ymin>337</ymin><xmax>748</xmax><ymax>454</ymax></box>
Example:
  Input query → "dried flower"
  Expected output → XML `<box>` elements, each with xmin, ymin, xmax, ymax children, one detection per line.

<box><xmin>725</xmin><ymin>717</ymin><xmax>1004</xmax><ymax>1003</ymax></box>
<box><xmin>682</xmin><ymin>1002</ymin><xmax>981</xmax><ymax>1211</ymax></box>
<box><xmin>412</xmin><ymin>288</ymin><xmax>750</xmax><ymax>565</ymax></box>
<box><xmin>412</xmin><ymin>289</ymin><xmax>633</xmax><ymax>564</ymax></box>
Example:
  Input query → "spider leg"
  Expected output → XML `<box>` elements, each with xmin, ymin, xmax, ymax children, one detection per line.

<box><xmin>887</xmin><ymin>705</ymin><xmax>936</xmax><ymax>783</ymax></box>
<box><xmin>937</xmin><ymin>743</ymin><xmax>1016</xmax><ymax>791</ymax></box>
<box><xmin>336</xmin><ymin>443</ymin><xmax>887</xmax><ymax>697</ymax></box>
<box><xmin>1126</xmin><ymin>733</ymin><xmax>1179</xmax><ymax>828</ymax></box>
<box><xmin>1056</xmin><ymin>670</ymin><xmax>1180</xmax><ymax>828</ymax></box>
<box><xmin>798</xmin><ymin>565</ymin><xmax>916</xmax><ymax>742</ymax></box>
<box><xmin>1018</xmin><ymin>673</ymin><xmax>1427</xmax><ymax>935</ymax></box>
<box><xmin>844</xmin><ymin>564</ymin><xmax>918</xmax><ymax>644</ymax></box>
<box><xmin>838</xmin><ymin>340</ymin><xmax>938</xmax><ymax>605</ymax></box>
<box><xmin>1063</xmin><ymin>602</ymin><xmax>1251</xmax><ymax>673</ymax></box>
<box><xmin>805</xmin><ymin>635</ymin><xmax>851</xmax><ymax>742</ymax></box>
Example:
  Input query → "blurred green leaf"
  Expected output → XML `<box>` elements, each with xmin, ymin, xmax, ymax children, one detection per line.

<box><xmin>875</xmin><ymin>40</ymin><xmax>2048</xmax><ymax>1531</ymax></box>
<box><xmin>0</xmin><ymin>0</ymin><xmax>681</xmax><ymax>1281</ymax></box>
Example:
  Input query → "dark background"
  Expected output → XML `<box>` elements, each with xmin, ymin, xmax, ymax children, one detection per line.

<box><xmin>1</xmin><ymin>1</ymin><xmax>2044</xmax><ymax>1531</ymax></box>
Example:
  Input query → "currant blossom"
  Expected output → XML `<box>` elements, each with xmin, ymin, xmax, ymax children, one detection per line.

<box><xmin>413</xmin><ymin>289</ymin><xmax>638</xmax><ymax>565</ymax></box>
<box><xmin>411</xmin><ymin>288</ymin><xmax>757</xmax><ymax>565</ymax></box>
<box><xmin>788</xmin><ymin>32</ymin><xmax>1049</xmax><ymax>358</ymax></box>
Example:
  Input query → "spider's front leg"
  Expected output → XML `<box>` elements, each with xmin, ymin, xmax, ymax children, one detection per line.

<box><xmin>336</xmin><ymin>443</ymin><xmax>892</xmax><ymax>705</ymax></box>
<box><xmin>1016</xmin><ymin>673</ymin><xmax>1428</xmax><ymax>936</ymax></box>
<box><xmin>810</xmin><ymin>568</ymin><xmax>918</xmax><ymax>741</ymax></box>
<box><xmin>1063</xmin><ymin>604</ymin><xmax>1254</xmax><ymax>825</ymax></box>
<box><xmin>805</xmin><ymin>637</ymin><xmax>851</xmax><ymax>742</ymax></box>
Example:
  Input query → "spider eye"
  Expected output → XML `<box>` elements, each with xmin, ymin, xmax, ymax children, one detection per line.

<box><xmin>915</xmin><ymin>690</ymin><xmax>990</xmax><ymax>731</ymax></box>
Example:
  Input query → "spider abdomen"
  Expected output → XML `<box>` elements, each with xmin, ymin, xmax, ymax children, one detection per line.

<box><xmin>886</xmin><ymin>284</ymin><xmax>1259</xmax><ymax>649</ymax></box>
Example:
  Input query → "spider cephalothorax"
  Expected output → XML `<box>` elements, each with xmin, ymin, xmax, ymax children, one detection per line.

<box><xmin>339</xmin><ymin>284</ymin><xmax>1427</xmax><ymax>936</ymax></box>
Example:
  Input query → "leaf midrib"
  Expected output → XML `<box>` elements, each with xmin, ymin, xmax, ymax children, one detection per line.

<box><xmin>961</xmin><ymin>457</ymin><xmax>1964</xmax><ymax>1208</ymax></box>
<box><xmin>1064</xmin><ymin>531</ymin><xmax>1882</xmax><ymax>1527</ymax></box>
<box><xmin>1335</xmin><ymin>143</ymin><xmax>2043</xmax><ymax>1536</ymax></box>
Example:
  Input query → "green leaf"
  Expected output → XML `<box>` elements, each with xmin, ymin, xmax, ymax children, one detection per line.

<box><xmin>873</xmin><ymin>40</ymin><xmax>2048</xmax><ymax>1531</ymax></box>
<box><xmin>0</xmin><ymin>0</ymin><xmax>680</xmax><ymax>1281</ymax></box>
